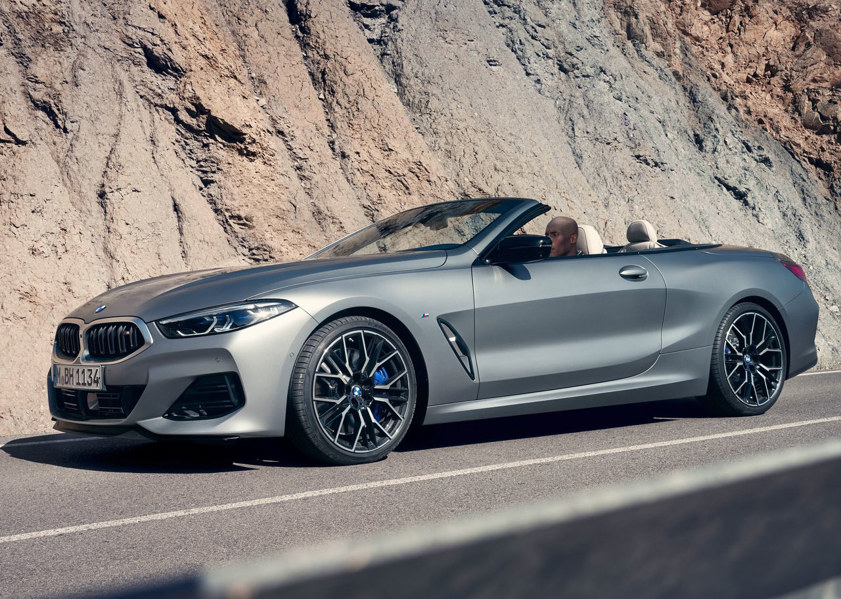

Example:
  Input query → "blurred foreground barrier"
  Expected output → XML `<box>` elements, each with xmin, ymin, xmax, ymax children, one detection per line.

<box><xmin>114</xmin><ymin>439</ymin><xmax>841</xmax><ymax>599</ymax></box>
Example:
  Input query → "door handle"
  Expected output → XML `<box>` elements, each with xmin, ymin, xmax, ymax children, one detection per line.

<box><xmin>619</xmin><ymin>265</ymin><xmax>648</xmax><ymax>281</ymax></box>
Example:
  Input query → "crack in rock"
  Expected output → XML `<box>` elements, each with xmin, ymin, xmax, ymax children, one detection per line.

<box><xmin>28</xmin><ymin>92</ymin><xmax>67</xmax><ymax>133</ymax></box>
<box><xmin>0</xmin><ymin>123</ymin><xmax>29</xmax><ymax>145</ymax></box>
<box><xmin>714</xmin><ymin>175</ymin><xmax>749</xmax><ymax>204</ymax></box>
<box><xmin>140</xmin><ymin>41</ymin><xmax>185</xmax><ymax>78</ymax></box>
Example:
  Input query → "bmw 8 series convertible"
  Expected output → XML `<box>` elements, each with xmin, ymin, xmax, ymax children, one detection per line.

<box><xmin>49</xmin><ymin>198</ymin><xmax>819</xmax><ymax>464</ymax></box>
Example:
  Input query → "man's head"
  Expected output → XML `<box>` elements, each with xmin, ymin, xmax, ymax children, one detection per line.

<box><xmin>545</xmin><ymin>216</ymin><xmax>579</xmax><ymax>257</ymax></box>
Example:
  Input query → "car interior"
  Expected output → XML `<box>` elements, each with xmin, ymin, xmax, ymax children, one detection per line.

<box><xmin>574</xmin><ymin>219</ymin><xmax>693</xmax><ymax>256</ymax></box>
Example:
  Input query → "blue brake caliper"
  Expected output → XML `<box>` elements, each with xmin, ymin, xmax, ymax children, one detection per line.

<box><xmin>371</xmin><ymin>367</ymin><xmax>388</xmax><ymax>421</ymax></box>
<box><xmin>373</xmin><ymin>367</ymin><xmax>388</xmax><ymax>385</ymax></box>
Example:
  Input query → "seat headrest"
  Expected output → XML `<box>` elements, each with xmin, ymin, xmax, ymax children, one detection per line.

<box><xmin>577</xmin><ymin>225</ymin><xmax>605</xmax><ymax>255</ymax></box>
<box><xmin>626</xmin><ymin>220</ymin><xmax>657</xmax><ymax>243</ymax></box>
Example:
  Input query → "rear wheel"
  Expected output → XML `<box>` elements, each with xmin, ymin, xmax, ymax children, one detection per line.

<box><xmin>286</xmin><ymin>316</ymin><xmax>417</xmax><ymax>465</ymax></box>
<box><xmin>701</xmin><ymin>302</ymin><xmax>787</xmax><ymax>416</ymax></box>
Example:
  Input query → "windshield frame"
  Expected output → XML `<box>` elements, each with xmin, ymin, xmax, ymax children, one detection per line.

<box><xmin>307</xmin><ymin>198</ymin><xmax>537</xmax><ymax>260</ymax></box>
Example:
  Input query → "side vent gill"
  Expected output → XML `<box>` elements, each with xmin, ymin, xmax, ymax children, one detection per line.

<box><xmin>438</xmin><ymin>319</ymin><xmax>475</xmax><ymax>380</ymax></box>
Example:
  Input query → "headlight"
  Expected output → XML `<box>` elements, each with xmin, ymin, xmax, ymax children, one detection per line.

<box><xmin>156</xmin><ymin>300</ymin><xmax>296</xmax><ymax>338</ymax></box>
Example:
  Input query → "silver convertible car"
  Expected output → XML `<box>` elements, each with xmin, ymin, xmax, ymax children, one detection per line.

<box><xmin>50</xmin><ymin>198</ymin><xmax>818</xmax><ymax>464</ymax></box>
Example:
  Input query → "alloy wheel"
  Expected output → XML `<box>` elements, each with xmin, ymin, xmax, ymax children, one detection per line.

<box><xmin>723</xmin><ymin>311</ymin><xmax>784</xmax><ymax>407</ymax></box>
<box><xmin>311</xmin><ymin>328</ymin><xmax>412</xmax><ymax>453</ymax></box>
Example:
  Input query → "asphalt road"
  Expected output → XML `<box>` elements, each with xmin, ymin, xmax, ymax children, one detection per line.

<box><xmin>1</xmin><ymin>371</ymin><xmax>840</xmax><ymax>598</ymax></box>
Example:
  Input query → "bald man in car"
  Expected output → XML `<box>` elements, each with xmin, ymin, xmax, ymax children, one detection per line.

<box><xmin>545</xmin><ymin>216</ymin><xmax>579</xmax><ymax>257</ymax></box>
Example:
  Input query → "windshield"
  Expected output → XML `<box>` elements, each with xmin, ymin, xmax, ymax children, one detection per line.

<box><xmin>309</xmin><ymin>199</ymin><xmax>519</xmax><ymax>259</ymax></box>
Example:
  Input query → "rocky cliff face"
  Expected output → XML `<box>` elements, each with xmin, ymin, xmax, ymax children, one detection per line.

<box><xmin>1</xmin><ymin>0</ymin><xmax>839</xmax><ymax>434</ymax></box>
<box><xmin>664</xmin><ymin>1</ymin><xmax>841</xmax><ymax>198</ymax></box>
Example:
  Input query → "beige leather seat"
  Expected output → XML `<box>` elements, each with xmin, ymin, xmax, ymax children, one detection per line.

<box><xmin>619</xmin><ymin>220</ymin><xmax>663</xmax><ymax>253</ymax></box>
<box><xmin>576</xmin><ymin>225</ymin><xmax>606</xmax><ymax>255</ymax></box>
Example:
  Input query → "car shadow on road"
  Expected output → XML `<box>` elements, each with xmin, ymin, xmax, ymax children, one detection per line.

<box><xmin>396</xmin><ymin>397</ymin><xmax>711</xmax><ymax>453</ymax></box>
<box><xmin>3</xmin><ymin>398</ymin><xmax>711</xmax><ymax>472</ymax></box>
<box><xmin>1</xmin><ymin>435</ymin><xmax>313</xmax><ymax>473</ymax></box>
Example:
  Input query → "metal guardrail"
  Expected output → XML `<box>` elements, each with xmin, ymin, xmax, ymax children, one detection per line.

<box><xmin>111</xmin><ymin>439</ymin><xmax>841</xmax><ymax>599</ymax></box>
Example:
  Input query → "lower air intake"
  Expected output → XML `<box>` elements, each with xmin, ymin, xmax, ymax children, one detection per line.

<box><xmin>56</xmin><ymin>386</ymin><xmax>145</xmax><ymax>420</ymax></box>
<box><xmin>164</xmin><ymin>373</ymin><xmax>245</xmax><ymax>421</ymax></box>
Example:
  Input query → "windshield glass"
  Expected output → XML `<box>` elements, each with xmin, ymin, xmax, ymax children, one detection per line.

<box><xmin>309</xmin><ymin>199</ymin><xmax>518</xmax><ymax>259</ymax></box>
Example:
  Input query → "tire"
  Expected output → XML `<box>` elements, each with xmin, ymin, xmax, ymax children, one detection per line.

<box><xmin>286</xmin><ymin>316</ymin><xmax>417</xmax><ymax>465</ymax></box>
<box><xmin>701</xmin><ymin>302</ymin><xmax>788</xmax><ymax>416</ymax></box>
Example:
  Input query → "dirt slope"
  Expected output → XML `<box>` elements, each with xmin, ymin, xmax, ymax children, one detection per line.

<box><xmin>0</xmin><ymin>0</ymin><xmax>838</xmax><ymax>434</ymax></box>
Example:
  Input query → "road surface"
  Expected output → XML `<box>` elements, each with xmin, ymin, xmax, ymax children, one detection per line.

<box><xmin>1</xmin><ymin>371</ymin><xmax>839</xmax><ymax>598</ymax></box>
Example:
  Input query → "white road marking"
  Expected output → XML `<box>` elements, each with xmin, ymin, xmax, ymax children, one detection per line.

<box><xmin>801</xmin><ymin>368</ymin><xmax>841</xmax><ymax>377</ymax></box>
<box><xmin>0</xmin><ymin>436</ymin><xmax>102</xmax><ymax>449</ymax></box>
<box><xmin>1</xmin><ymin>415</ymin><xmax>840</xmax><ymax>545</ymax></box>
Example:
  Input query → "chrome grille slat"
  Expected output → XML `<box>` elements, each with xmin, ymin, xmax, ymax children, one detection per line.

<box><xmin>107</xmin><ymin>325</ymin><xmax>115</xmax><ymax>355</ymax></box>
<box><xmin>117</xmin><ymin>325</ymin><xmax>126</xmax><ymax>354</ymax></box>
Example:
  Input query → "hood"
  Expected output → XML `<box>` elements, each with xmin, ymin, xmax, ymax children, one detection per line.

<box><xmin>69</xmin><ymin>251</ymin><xmax>447</xmax><ymax>323</ymax></box>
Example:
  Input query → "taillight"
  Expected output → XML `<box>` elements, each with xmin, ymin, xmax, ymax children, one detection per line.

<box><xmin>781</xmin><ymin>260</ymin><xmax>808</xmax><ymax>283</ymax></box>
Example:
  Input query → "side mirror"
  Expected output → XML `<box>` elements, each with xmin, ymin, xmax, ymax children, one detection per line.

<box><xmin>487</xmin><ymin>235</ymin><xmax>552</xmax><ymax>265</ymax></box>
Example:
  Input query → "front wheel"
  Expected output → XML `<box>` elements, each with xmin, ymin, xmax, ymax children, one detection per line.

<box><xmin>286</xmin><ymin>316</ymin><xmax>417</xmax><ymax>465</ymax></box>
<box><xmin>701</xmin><ymin>302</ymin><xmax>787</xmax><ymax>416</ymax></box>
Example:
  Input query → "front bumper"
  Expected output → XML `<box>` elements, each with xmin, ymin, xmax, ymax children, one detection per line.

<box><xmin>48</xmin><ymin>308</ymin><xmax>318</xmax><ymax>438</ymax></box>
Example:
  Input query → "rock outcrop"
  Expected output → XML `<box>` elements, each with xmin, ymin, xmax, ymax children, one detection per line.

<box><xmin>1</xmin><ymin>0</ymin><xmax>838</xmax><ymax>434</ymax></box>
<box><xmin>663</xmin><ymin>1</ymin><xmax>841</xmax><ymax>198</ymax></box>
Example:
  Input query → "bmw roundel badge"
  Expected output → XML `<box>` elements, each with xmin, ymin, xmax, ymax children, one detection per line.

<box><xmin>95</xmin><ymin>305</ymin><xmax>107</xmax><ymax>314</ymax></box>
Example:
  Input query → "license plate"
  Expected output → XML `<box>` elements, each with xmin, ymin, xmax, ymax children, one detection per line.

<box><xmin>53</xmin><ymin>364</ymin><xmax>104</xmax><ymax>391</ymax></box>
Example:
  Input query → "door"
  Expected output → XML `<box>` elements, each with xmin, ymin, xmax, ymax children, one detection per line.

<box><xmin>472</xmin><ymin>255</ymin><xmax>666</xmax><ymax>399</ymax></box>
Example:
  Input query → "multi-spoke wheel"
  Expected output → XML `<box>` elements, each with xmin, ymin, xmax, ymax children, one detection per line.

<box><xmin>286</xmin><ymin>316</ymin><xmax>417</xmax><ymax>465</ymax></box>
<box><xmin>701</xmin><ymin>302</ymin><xmax>788</xmax><ymax>416</ymax></box>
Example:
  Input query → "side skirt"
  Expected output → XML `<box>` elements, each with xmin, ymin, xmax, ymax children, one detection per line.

<box><xmin>423</xmin><ymin>346</ymin><xmax>711</xmax><ymax>425</ymax></box>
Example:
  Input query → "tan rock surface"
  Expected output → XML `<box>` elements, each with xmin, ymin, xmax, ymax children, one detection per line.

<box><xmin>644</xmin><ymin>0</ymin><xmax>841</xmax><ymax>200</ymax></box>
<box><xmin>0</xmin><ymin>0</ymin><xmax>839</xmax><ymax>434</ymax></box>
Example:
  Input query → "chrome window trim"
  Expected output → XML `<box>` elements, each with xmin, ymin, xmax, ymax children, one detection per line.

<box><xmin>52</xmin><ymin>317</ymin><xmax>154</xmax><ymax>365</ymax></box>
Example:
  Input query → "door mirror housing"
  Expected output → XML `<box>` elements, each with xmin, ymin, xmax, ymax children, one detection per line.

<box><xmin>487</xmin><ymin>235</ymin><xmax>552</xmax><ymax>265</ymax></box>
